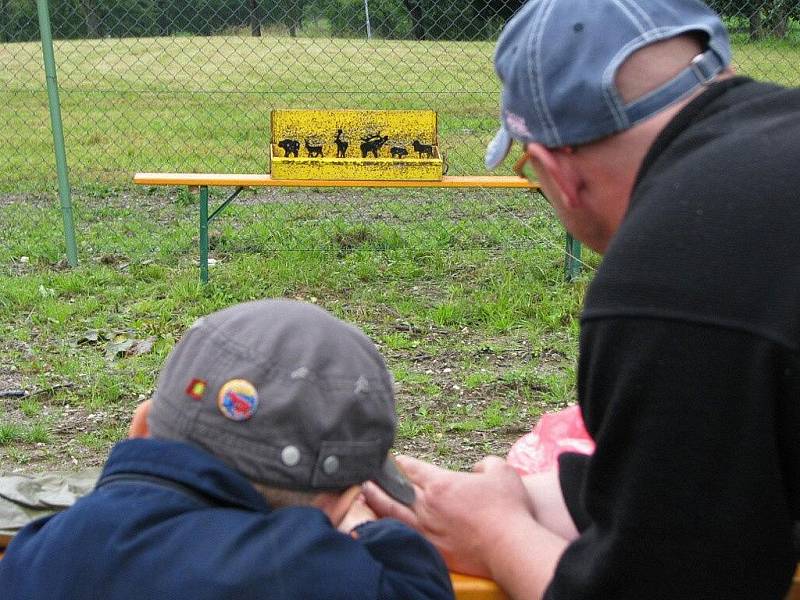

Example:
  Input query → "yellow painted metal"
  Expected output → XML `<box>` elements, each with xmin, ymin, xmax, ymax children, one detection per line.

<box><xmin>450</xmin><ymin>573</ymin><xmax>509</xmax><ymax>600</ymax></box>
<box><xmin>270</xmin><ymin>109</ymin><xmax>443</xmax><ymax>181</ymax></box>
<box><xmin>133</xmin><ymin>173</ymin><xmax>539</xmax><ymax>190</ymax></box>
<box><xmin>271</xmin><ymin>155</ymin><xmax>443</xmax><ymax>181</ymax></box>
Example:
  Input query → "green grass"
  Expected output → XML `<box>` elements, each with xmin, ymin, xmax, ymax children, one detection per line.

<box><xmin>3</xmin><ymin>28</ymin><xmax>794</xmax><ymax>471</ymax></box>
<box><xmin>0</xmin><ymin>423</ymin><xmax>51</xmax><ymax>446</ymax></box>
<box><xmin>0</xmin><ymin>34</ymin><xmax>502</xmax><ymax>191</ymax></box>
<box><xmin>0</xmin><ymin>184</ymin><xmax>596</xmax><ymax>470</ymax></box>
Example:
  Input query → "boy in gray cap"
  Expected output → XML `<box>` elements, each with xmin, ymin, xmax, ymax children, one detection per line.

<box><xmin>365</xmin><ymin>0</ymin><xmax>800</xmax><ymax>598</ymax></box>
<box><xmin>0</xmin><ymin>300</ymin><xmax>454</xmax><ymax>600</ymax></box>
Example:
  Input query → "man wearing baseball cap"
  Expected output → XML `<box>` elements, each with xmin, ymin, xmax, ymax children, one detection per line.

<box><xmin>366</xmin><ymin>0</ymin><xmax>800</xmax><ymax>598</ymax></box>
<box><xmin>0</xmin><ymin>300</ymin><xmax>454</xmax><ymax>600</ymax></box>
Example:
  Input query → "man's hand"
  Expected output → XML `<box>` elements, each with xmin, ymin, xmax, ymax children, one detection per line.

<box><xmin>364</xmin><ymin>455</ymin><xmax>569</xmax><ymax>598</ymax></box>
<box><xmin>363</xmin><ymin>455</ymin><xmax>537</xmax><ymax>577</ymax></box>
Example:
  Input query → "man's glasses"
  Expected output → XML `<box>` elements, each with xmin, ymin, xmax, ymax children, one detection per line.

<box><xmin>512</xmin><ymin>150</ymin><xmax>554</xmax><ymax>207</ymax></box>
<box><xmin>513</xmin><ymin>151</ymin><xmax>538</xmax><ymax>185</ymax></box>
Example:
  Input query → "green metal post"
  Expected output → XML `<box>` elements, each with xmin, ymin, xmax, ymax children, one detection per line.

<box><xmin>199</xmin><ymin>186</ymin><xmax>209</xmax><ymax>284</ymax></box>
<box><xmin>564</xmin><ymin>232</ymin><xmax>582</xmax><ymax>281</ymax></box>
<box><xmin>37</xmin><ymin>0</ymin><xmax>77</xmax><ymax>267</ymax></box>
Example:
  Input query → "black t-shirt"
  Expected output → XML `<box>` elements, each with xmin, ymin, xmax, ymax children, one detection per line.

<box><xmin>546</xmin><ymin>78</ymin><xmax>800</xmax><ymax>599</ymax></box>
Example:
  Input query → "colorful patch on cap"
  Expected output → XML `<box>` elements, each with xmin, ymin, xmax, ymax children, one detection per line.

<box><xmin>217</xmin><ymin>379</ymin><xmax>258</xmax><ymax>421</ymax></box>
<box><xmin>185</xmin><ymin>378</ymin><xmax>207</xmax><ymax>400</ymax></box>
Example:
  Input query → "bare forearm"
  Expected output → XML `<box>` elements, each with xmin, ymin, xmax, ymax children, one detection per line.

<box><xmin>485</xmin><ymin>513</ymin><xmax>568</xmax><ymax>600</ymax></box>
<box><xmin>521</xmin><ymin>471</ymin><xmax>579</xmax><ymax>541</ymax></box>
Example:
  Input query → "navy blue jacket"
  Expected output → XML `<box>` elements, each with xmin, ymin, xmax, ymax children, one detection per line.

<box><xmin>0</xmin><ymin>439</ymin><xmax>454</xmax><ymax>600</ymax></box>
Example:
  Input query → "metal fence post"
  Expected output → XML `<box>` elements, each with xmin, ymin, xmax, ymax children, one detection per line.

<box><xmin>36</xmin><ymin>0</ymin><xmax>78</xmax><ymax>267</ymax></box>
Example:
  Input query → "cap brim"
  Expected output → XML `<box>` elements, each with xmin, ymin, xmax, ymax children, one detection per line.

<box><xmin>371</xmin><ymin>454</ymin><xmax>415</xmax><ymax>507</ymax></box>
<box><xmin>485</xmin><ymin>126</ymin><xmax>513</xmax><ymax>170</ymax></box>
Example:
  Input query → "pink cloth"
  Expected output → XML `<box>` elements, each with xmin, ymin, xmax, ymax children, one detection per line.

<box><xmin>507</xmin><ymin>405</ymin><xmax>595</xmax><ymax>475</ymax></box>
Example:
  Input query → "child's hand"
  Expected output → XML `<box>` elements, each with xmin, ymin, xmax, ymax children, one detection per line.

<box><xmin>338</xmin><ymin>492</ymin><xmax>377</xmax><ymax>535</ymax></box>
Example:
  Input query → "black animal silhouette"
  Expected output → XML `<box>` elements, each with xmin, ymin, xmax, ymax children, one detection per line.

<box><xmin>334</xmin><ymin>129</ymin><xmax>348</xmax><ymax>158</ymax></box>
<box><xmin>412</xmin><ymin>139</ymin><xmax>434</xmax><ymax>158</ymax></box>
<box><xmin>390</xmin><ymin>146</ymin><xmax>408</xmax><ymax>159</ymax></box>
<box><xmin>305</xmin><ymin>138</ymin><xmax>324</xmax><ymax>158</ymax></box>
<box><xmin>360</xmin><ymin>134</ymin><xmax>389</xmax><ymax>158</ymax></box>
<box><xmin>277</xmin><ymin>138</ymin><xmax>300</xmax><ymax>158</ymax></box>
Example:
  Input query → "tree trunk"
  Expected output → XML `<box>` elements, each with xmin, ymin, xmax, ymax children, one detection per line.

<box><xmin>749</xmin><ymin>7</ymin><xmax>763</xmax><ymax>41</ymax></box>
<box><xmin>772</xmin><ymin>16</ymin><xmax>787</xmax><ymax>38</ymax></box>
<box><xmin>0</xmin><ymin>0</ymin><xmax>8</xmax><ymax>43</ymax></box>
<box><xmin>765</xmin><ymin>0</ymin><xmax>788</xmax><ymax>38</ymax></box>
<box><xmin>157</xmin><ymin>0</ymin><xmax>170</xmax><ymax>36</ymax></box>
<box><xmin>82</xmin><ymin>0</ymin><xmax>101</xmax><ymax>38</ymax></box>
<box><xmin>249</xmin><ymin>0</ymin><xmax>261</xmax><ymax>37</ymax></box>
<box><xmin>402</xmin><ymin>0</ymin><xmax>425</xmax><ymax>40</ymax></box>
<box><xmin>286</xmin><ymin>0</ymin><xmax>302</xmax><ymax>37</ymax></box>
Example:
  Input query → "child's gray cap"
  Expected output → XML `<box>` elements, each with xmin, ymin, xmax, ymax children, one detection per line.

<box><xmin>148</xmin><ymin>299</ymin><xmax>414</xmax><ymax>506</ymax></box>
<box><xmin>486</xmin><ymin>0</ymin><xmax>731</xmax><ymax>168</ymax></box>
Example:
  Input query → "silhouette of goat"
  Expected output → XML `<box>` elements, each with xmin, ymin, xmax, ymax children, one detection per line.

<box><xmin>412</xmin><ymin>140</ymin><xmax>434</xmax><ymax>158</ymax></box>
<box><xmin>305</xmin><ymin>138</ymin><xmax>324</xmax><ymax>158</ymax></box>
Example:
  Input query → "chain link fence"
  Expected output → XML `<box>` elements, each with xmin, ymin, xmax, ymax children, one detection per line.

<box><xmin>1</xmin><ymin>0</ymin><xmax>799</xmax><ymax>267</ymax></box>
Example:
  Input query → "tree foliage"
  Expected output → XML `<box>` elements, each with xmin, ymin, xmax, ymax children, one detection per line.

<box><xmin>707</xmin><ymin>0</ymin><xmax>796</xmax><ymax>39</ymax></box>
<box><xmin>1</xmin><ymin>0</ymin><xmax>793</xmax><ymax>43</ymax></box>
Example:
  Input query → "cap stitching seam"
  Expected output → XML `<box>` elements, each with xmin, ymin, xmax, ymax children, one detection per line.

<box><xmin>201</xmin><ymin>319</ymin><xmax>390</xmax><ymax>390</ymax></box>
<box><xmin>199</xmin><ymin>319</ymin><xmax>276</xmax><ymax>368</ymax></box>
<box><xmin>619</xmin><ymin>0</ymin><xmax>657</xmax><ymax>33</ymax></box>
<box><xmin>604</xmin><ymin>1</ymin><xmax>652</xmax><ymax>135</ymax></box>
<box><xmin>526</xmin><ymin>0</ymin><xmax>545</xmax><ymax>144</ymax></box>
<box><xmin>531</xmin><ymin>0</ymin><xmax>560</xmax><ymax>147</ymax></box>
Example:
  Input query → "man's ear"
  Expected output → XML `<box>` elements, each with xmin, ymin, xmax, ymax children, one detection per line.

<box><xmin>128</xmin><ymin>399</ymin><xmax>152</xmax><ymax>439</ymax></box>
<box><xmin>526</xmin><ymin>143</ymin><xmax>582</xmax><ymax>209</ymax></box>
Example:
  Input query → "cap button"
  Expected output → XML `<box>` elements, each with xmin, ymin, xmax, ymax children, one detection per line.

<box><xmin>322</xmin><ymin>455</ymin><xmax>339</xmax><ymax>475</ymax></box>
<box><xmin>281</xmin><ymin>445</ymin><xmax>301</xmax><ymax>467</ymax></box>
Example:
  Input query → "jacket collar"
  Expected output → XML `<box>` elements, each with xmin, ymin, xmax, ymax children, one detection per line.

<box><xmin>99</xmin><ymin>438</ymin><xmax>272</xmax><ymax>513</ymax></box>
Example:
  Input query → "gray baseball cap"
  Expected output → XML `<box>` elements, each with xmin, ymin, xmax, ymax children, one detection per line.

<box><xmin>148</xmin><ymin>299</ymin><xmax>415</xmax><ymax>506</ymax></box>
<box><xmin>486</xmin><ymin>0</ymin><xmax>731</xmax><ymax>168</ymax></box>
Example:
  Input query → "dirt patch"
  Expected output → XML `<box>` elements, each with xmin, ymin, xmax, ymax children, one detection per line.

<box><xmin>0</xmin><ymin>188</ymin><xmax>579</xmax><ymax>475</ymax></box>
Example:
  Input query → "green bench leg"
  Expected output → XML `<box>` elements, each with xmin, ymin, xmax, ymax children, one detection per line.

<box><xmin>193</xmin><ymin>183</ymin><xmax>580</xmax><ymax>284</ymax></box>
<box><xmin>564</xmin><ymin>232</ymin><xmax>582</xmax><ymax>281</ymax></box>
<box><xmin>199</xmin><ymin>185</ymin><xmax>209</xmax><ymax>284</ymax></box>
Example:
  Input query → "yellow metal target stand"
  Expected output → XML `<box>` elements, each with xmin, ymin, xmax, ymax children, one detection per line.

<box><xmin>134</xmin><ymin>109</ymin><xmax>580</xmax><ymax>284</ymax></box>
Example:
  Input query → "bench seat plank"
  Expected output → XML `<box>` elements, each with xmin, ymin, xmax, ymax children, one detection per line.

<box><xmin>133</xmin><ymin>173</ymin><xmax>539</xmax><ymax>189</ymax></box>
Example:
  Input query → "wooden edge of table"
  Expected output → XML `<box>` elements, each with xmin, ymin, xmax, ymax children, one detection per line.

<box><xmin>0</xmin><ymin>546</ymin><xmax>503</xmax><ymax>600</ymax></box>
<box><xmin>450</xmin><ymin>573</ymin><xmax>509</xmax><ymax>599</ymax></box>
<box><xmin>0</xmin><ymin>546</ymin><xmax>796</xmax><ymax>599</ymax></box>
<box><xmin>788</xmin><ymin>565</ymin><xmax>800</xmax><ymax>600</ymax></box>
<box><xmin>133</xmin><ymin>173</ymin><xmax>539</xmax><ymax>190</ymax></box>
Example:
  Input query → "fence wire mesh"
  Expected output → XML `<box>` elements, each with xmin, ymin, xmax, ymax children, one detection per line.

<box><xmin>1</xmin><ymin>0</ymin><xmax>799</xmax><ymax>267</ymax></box>
<box><xmin>0</xmin><ymin>0</ymin><xmax>799</xmax><ymax>472</ymax></box>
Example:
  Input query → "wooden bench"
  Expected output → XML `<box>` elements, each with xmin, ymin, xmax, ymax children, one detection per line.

<box><xmin>133</xmin><ymin>108</ymin><xmax>587</xmax><ymax>283</ymax></box>
<box><xmin>132</xmin><ymin>172</ymin><xmax>587</xmax><ymax>284</ymax></box>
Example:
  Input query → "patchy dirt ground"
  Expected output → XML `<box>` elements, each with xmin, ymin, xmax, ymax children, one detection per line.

<box><xmin>1</xmin><ymin>188</ymin><xmax>582</xmax><ymax>475</ymax></box>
